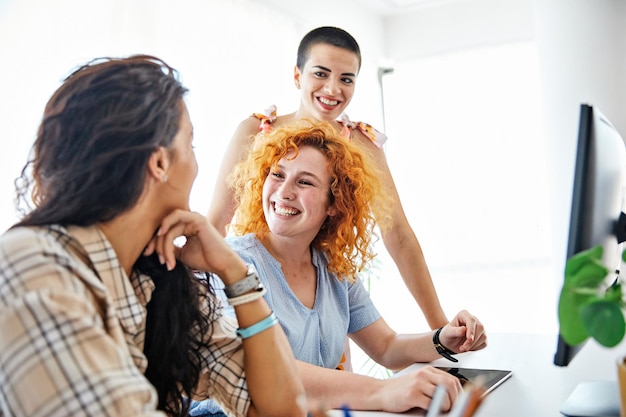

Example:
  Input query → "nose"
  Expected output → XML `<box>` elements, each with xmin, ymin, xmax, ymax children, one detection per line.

<box><xmin>323</xmin><ymin>77</ymin><xmax>341</xmax><ymax>96</ymax></box>
<box><xmin>277</xmin><ymin>180</ymin><xmax>296</xmax><ymax>200</ymax></box>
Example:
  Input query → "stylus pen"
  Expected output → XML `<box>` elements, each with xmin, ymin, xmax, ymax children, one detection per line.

<box><xmin>425</xmin><ymin>384</ymin><xmax>447</xmax><ymax>417</ymax></box>
<box><xmin>460</xmin><ymin>385</ymin><xmax>486</xmax><ymax>417</ymax></box>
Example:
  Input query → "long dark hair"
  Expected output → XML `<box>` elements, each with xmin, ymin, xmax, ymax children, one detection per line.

<box><xmin>15</xmin><ymin>55</ymin><xmax>213</xmax><ymax>416</ymax></box>
<box><xmin>296</xmin><ymin>26</ymin><xmax>362</xmax><ymax>71</ymax></box>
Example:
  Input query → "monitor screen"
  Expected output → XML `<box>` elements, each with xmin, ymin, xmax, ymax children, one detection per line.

<box><xmin>554</xmin><ymin>103</ymin><xmax>626</xmax><ymax>367</ymax></box>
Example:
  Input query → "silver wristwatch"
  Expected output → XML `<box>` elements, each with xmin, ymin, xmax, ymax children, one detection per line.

<box><xmin>224</xmin><ymin>263</ymin><xmax>263</xmax><ymax>298</ymax></box>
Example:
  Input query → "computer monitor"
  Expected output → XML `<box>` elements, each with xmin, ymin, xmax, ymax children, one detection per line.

<box><xmin>554</xmin><ymin>103</ymin><xmax>626</xmax><ymax>416</ymax></box>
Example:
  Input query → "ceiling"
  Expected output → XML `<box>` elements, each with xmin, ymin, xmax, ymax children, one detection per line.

<box><xmin>358</xmin><ymin>0</ymin><xmax>446</xmax><ymax>16</ymax></box>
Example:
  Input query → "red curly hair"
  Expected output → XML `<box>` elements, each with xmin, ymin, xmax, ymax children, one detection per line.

<box><xmin>229</xmin><ymin>120</ymin><xmax>392</xmax><ymax>282</ymax></box>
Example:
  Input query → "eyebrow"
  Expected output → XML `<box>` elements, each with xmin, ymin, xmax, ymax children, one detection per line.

<box><xmin>312</xmin><ymin>65</ymin><xmax>356</xmax><ymax>78</ymax></box>
<box><xmin>276</xmin><ymin>163</ymin><xmax>323</xmax><ymax>183</ymax></box>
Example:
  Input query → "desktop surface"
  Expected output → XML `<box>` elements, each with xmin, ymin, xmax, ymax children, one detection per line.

<box><xmin>326</xmin><ymin>332</ymin><xmax>625</xmax><ymax>417</ymax></box>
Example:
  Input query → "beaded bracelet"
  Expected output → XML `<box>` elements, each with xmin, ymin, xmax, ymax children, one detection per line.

<box><xmin>433</xmin><ymin>327</ymin><xmax>458</xmax><ymax>362</ymax></box>
<box><xmin>237</xmin><ymin>312</ymin><xmax>279</xmax><ymax>339</ymax></box>
<box><xmin>228</xmin><ymin>287</ymin><xmax>267</xmax><ymax>306</ymax></box>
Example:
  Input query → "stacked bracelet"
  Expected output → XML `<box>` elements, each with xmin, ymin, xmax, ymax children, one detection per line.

<box><xmin>228</xmin><ymin>287</ymin><xmax>267</xmax><ymax>306</ymax></box>
<box><xmin>433</xmin><ymin>327</ymin><xmax>458</xmax><ymax>362</ymax></box>
<box><xmin>224</xmin><ymin>264</ymin><xmax>263</xmax><ymax>298</ymax></box>
<box><xmin>237</xmin><ymin>312</ymin><xmax>279</xmax><ymax>339</ymax></box>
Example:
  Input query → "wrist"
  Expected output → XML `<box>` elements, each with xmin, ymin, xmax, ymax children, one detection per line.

<box><xmin>433</xmin><ymin>327</ymin><xmax>458</xmax><ymax>362</ymax></box>
<box><xmin>224</xmin><ymin>263</ymin><xmax>264</xmax><ymax>298</ymax></box>
<box><xmin>217</xmin><ymin>258</ymin><xmax>249</xmax><ymax>286</ymax></box>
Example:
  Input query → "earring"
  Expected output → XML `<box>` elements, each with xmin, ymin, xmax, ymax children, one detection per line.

<box><xmin>161</xmin><ymin>173</ymin><xmax>168</xmax><ymax>182</ymax></box>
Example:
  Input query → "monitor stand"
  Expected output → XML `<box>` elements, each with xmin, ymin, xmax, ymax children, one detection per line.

<box><xmin>559</xmin><ymin>380</ymin><xmax>621</xmax><ymax>417</ymax></box>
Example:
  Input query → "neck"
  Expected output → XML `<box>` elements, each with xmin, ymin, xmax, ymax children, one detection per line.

<box><xmin>261</xmin><ymin>234</ymin><xmax>312</xmax><ymax>268</ymax></box>
<box><xmin>98</xmin><ymin>209</ymin><xmax>160</xmax><ymax>276</ymax></box>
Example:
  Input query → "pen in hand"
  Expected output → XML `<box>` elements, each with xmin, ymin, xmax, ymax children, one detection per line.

<box><xmin>425</xmin><ymin>384</ymin><xmax>447</xmax><ymax>417</ymax></box>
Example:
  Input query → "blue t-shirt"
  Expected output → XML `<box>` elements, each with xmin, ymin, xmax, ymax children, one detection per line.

<box><xmin>224</xmin><ymin>233</ymin><xmax>381</xmax><ymax>368</ymax></box>
<box><xmin>189</xmin><ymin>233</ymin><xmax>382</xmax><ymax>416</ymax></box>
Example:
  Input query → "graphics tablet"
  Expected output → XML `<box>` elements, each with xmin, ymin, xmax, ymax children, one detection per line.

<box><xmin>435</xmin><ymin>367</ymin><xmax>512</xmax><ymax>397</ymax></box>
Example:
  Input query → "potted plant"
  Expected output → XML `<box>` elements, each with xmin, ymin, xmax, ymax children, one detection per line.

<box><xmin>558</xmin><ymin>244</ymin><xmax>625</xmax><ymax>348</ymax></box>
<box><xmin>558</xmin><ymin>244</ymin><xmax>626</xmax><ymax>416</ymax></box>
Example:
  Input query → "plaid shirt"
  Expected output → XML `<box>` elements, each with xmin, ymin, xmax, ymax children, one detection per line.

<box><xmin>0</xmin><ymin>224</ymin><xmax>249</xmax><ymax>417</ymax></box>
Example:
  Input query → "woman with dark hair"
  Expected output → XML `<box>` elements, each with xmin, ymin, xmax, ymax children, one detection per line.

<box><xmin>0</xmin><ymin>55</ymin><xmax>304</xmax><ymax>417</ymax></box>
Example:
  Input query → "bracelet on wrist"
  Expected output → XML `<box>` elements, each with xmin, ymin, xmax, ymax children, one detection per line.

<box><xmin>433</xmin><ymin>327</ymin><xmax>458</xmax><ymax>362</ymax></box>
<box><xmin>236</xmin><ymin>312</ymin><xmax>279</xmax><ymax>339</ymax></box>
<box><xmin>224</xmin><ymin>263</ymin><xmax>264</xmax><ymax>298</ymax></box>
<box><xmin>228</xmin><ymin>287</ymin><xmax>267</xmax><ymax>306</ymax></box>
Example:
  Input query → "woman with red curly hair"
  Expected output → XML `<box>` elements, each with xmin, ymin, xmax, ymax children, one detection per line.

<box><xmin>225</xmin><ymin>121</ymin><xmax>486</xmax><ymax>413</ymax></box>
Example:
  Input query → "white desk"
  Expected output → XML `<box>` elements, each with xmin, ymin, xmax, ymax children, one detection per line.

<box><xmin>327</xmin><ymin>332</ymin><xmax>625</xmax><ymax>416</ymax></box>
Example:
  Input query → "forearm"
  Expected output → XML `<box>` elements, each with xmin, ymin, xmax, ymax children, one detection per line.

<box><xmin>374</xmin><ymin>332</ymin><xmax>441</xmax><ymax>371</ymax></box>
<box><xmin>217</xmin><ymin>261</ymin><xmax>304</xmax><ymax>417</ymax></box>
<box><xmin>297</xmin><ymin>361</ymin><xmax>386</xmax><ymax>410</ymax></box>
<box><xmin>206</xmin><ymin>181</ymin><xmax>236</xmax><ymax>237</ymax></box>
<box><xmin>233</xmin><ymin>300</ymin><xmax>305</xmax><ymax>417</ymax></box>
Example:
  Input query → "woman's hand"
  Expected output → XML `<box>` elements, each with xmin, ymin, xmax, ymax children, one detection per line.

<box><xmin>440</xmin><ymin>310</ymin><xmax>488</xmax><ymax>353</ymax></box>
<box><xmin>377</xmin><ymin>366</ymin><xmax>462</xmax><ymax>413</ymax></box>
<box><xmin>143</xmin><ymin>209</ymin><xmax>246</xmax><ymax>283</ymax></box>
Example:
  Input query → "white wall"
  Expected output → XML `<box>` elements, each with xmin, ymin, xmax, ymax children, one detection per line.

<box><xmin>533</xmin><ymin>0</ymin><xmax>626</xmax><ymax>278</ymax></box>
<box><xmin>0</xmin><ymin>0</ymin><xmax>384</xmax><ymax>232</ymax></box>
<box><xmin>358</xmin><ymin>0</ymin><xmax>626</xmax><ymax>340</ymax></box>
<box><xmin>384</xmin><ymin>0</ymin><xmax>534</xmax><ymax>60</ymax></box>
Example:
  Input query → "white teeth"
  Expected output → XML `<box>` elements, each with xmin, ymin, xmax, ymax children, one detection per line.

<box><xmin>274</xmin><ymin>205</ymin><xmax>299</xmax><ymax>216</ymax></box>
<box><xmin>319</xmin><ymin>97</ymin><xmax>338</xmax><ymax>106</ymax></box>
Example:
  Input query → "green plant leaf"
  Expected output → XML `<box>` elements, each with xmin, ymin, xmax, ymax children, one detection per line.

<box><xmin>558</xmin><ymin>246</ymin><xmax>626</xmax><ymax>348</ymax></box>
<box><xmin>558</xmin><ymin>285</ymin><xmax>595</xmax><ymax>345</ymax></box>
<box><xmin>565</xmin><ymin>245</ymin><xmax>604</xmax><ymax>279</ymax></box>
<box><xmin>565</xmin><ymin>262</ymin><xmax>610</xmax><ymax>288</ymax></box>
<box><xmin>580</xmin><ymin>300</ymin><xmax>626</xmax><ymax>347</ymax></box>
<box><xmin>563</xmin><ymin>246</ymin><xmax>609</xmax><ymax>289</ymax></box>
<box><xmin>605</xmin><ymin>281</ymin><xmax>623</xmax><ymax>303</ymax></box>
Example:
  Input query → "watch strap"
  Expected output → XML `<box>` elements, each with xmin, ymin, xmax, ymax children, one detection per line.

<box><xmin>433</xmin><ymin>327</ymin><xmax>459</xmax><ymax>362</ymax></box>
<box><xmin>224</xmin><ymin>264</ymin><xmax>263</xmax><ymax>298</ymax></box>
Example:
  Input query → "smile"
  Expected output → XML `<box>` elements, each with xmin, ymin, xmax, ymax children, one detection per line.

<box><xmin>273</xmin><ymin>202</ymin><xmax>300</xmax><ymax>216</ymax></box>
<box><xmin>318</xmin><ymin>97</ymin><xmax>339</xmax><ymax>106</ymax></box>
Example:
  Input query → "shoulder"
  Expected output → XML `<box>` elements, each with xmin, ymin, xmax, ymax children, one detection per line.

<box><xmin>251</xmin><ymin>104</ymin><xmax>277</xmax><ymax>134</ymax></box>
<box><xmin>251</xmin><ymin>104</ymin><xmax>277</xmax><ymax>122</ymax></box>
<box><xmin>233</xmin><ymin>115</ymin><xmax>265</xmax><ymax>139</ymax></box>
<box><xmin>232</xmin><ymin>105</ymin><xmax>277</xmax><ymax>142</ymax></box>
<box><xmin>0</xmin><ymin>225</ymin><xmax>103</xmax><ymax>292</ymax></box>
<box><xmin>0</xmin><ymin>225</ymin><xmax>70</xmax><ymax>265</ymax></box>
<box><xmin>337</xmin><ymin>113</ymin><xmax>388</xmax><ymax>148</ymax></box>
<box><xmin>225</xmin><ymin>234</ymin><xmax>260</xmax><ymax>257</ymax></box>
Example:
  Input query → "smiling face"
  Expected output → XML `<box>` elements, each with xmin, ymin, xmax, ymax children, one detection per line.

<box><xmin>262</xmin><ymin>145</ymin><xmax>336</xmax><ymax>242</ymax></box>
<box><xmin>294</xmin><ymin>43</ymin><xmax>360</xmax><ymax>122</ymax></box>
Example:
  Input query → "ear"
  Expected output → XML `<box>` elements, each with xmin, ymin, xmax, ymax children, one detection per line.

<box><xmin>326</xmin><ymin>204</ymin><xmax>338</xmax><ymax>217</ymax></box>
<box><xmin>294</xmin><ymin>65</ymin><xmax>301</xmax><ymax>89</ymax></box>
<box><xmin>147</xmin><ymin>146</ymin><xmax>170</xmax><ymax>182</ymax></box>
